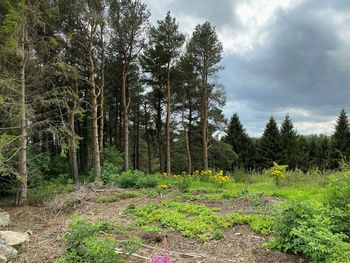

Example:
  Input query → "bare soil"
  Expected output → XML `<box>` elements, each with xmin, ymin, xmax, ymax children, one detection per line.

<box><xmin>1</xmin><ymin>188</ymin><xmax>305</xmax><ymax>263</ymax></box>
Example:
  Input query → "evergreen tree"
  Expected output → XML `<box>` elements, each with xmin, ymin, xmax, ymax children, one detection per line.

<box><xmin>187</xmin><ymin>21</ymin><xmax>223</xmax><ymax>170</ymax></box>
<box><xmin>280</xmin><ymin>115</ymin><xmax>298</xmax><ymax>169</ymax></box>
<box><xmin>259</xmin><ymin>116</ymin><xmax>281</xmax><ymax>169</ymax></box>
<box><xmin>141</xmin><ymin>11</ymin><xmax>185</xmax><ymax>176</ymax></box>
<box><xmin>330</xmin><ymin>109</ymin><xmax>350</xmax><ymax>168</ymax></box>
<box><xmin>224</xmin><ymin>113</ymin><xmax>251</xmax><ymax>169</ymax></box>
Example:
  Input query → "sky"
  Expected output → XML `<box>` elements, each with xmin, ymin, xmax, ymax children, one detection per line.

<box><xmin>142</xmin><ymin>0</ymin><xmax>350</xmax><ymax>136</ymax></box>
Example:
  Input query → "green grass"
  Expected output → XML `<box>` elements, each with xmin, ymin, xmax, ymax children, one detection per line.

<box><xmin>129</xmin><ymin>200</ymin><xmax>275</xmax><ymax>241</ymax></box>
<box><xmin>95</xmin><ymin>191</ymin><xmax>140</xmax><ymax>203</ymax></box>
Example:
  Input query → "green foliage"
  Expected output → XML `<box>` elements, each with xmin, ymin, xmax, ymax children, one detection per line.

<box><xmin>56</xmin><ymin>215</ymin><xmax>122</xmax><ymax>263</ymax></box>
<box><xmin>279</xmin><ymin>115</ymin><xmax>298</xmax><ymax>169</ymax></box>
<box><xmin>249</xmin><ymin>214</ymin><xmax>274</xmax><ymax>235</ymax></box>
<box><xmin>115</xmin><ymin>170</ymin><xmax>158</xmax><ymax>189</ymax></box>
<box><xmin>269</xmin><ymin>162</ymin><xmax>288</xmax><ymax>186</ymax></box>
<box><xmin>177</xmin><ymin>176</ymin><xmax>191</xmax><ymax>193</ymax></box>
<box><xmin>28</xmin><ymin>178</ymin><xmax>73</xmax><ymax>203</ymax></box>
<box><xmin>267</xmin><ymin>201</ymin><xmax>350</xmax><ymax>263</ymax></box>
<box><xmin>0</xmin><ymin>0</ymin><xmax>26</xmax><ymax>48</ymax></box>
<box><xmin>130</xmin><ymin>200</ymin><xmax>266</xmax><ymax>241</ymax></box>
<box><xmin>324</xmin><ymin>173</ymin><xmax>350</xmax><ymax>239</ymax></box>
<box><xmin>119</xmin><ymin>236</ymin><xmax>141</xmax><ymax>256</ymax></box>
<box><xmin>95</xmin><ymin>191</ymin><xmax>140</xmax><ymax>203</ymax></box>
<box><xmin>102</xmin><ymin>147</ymin><xmax>123</xmax><ymax>185</ymax></box>
<box><xmin>258</xmin><ymin>117</ymin><xmax>281</xmax><ymax>169</ymax></box>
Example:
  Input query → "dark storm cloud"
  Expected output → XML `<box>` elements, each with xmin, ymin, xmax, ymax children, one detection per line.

<box><xmin>143</xmin><ymin>0</ymin><xmax>350</xmax><ymax>135</ymax></box>
<box><xmin>222</xmin><ymin>0</ymin><xmax>350</xmax><ymax>135</ymax></box>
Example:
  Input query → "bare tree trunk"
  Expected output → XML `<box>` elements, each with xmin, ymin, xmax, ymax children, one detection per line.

<box><xmin>202</xmin><ymin>75</ymin><xmax>209</xmax><ymax>170</ymax></box>
<box><xmin>122</xmin><ymin>70</ymin><xmax>129</xmax><ymax>171</ymax></box>
<box><xmin>98</xmin><ymin>24</ymin><xmax>105</xmax><ymax>162</ymax></box>
<box><xmin>68</xmin><ymin>80</ymin><xmax>79</xmax><ymax>185</ymax></box>
<box><xmin>182</xmin><ymin>94</ymin><xmax>192</xmax><ymax>175</ymax></box>
<box><xmin>136</xmin><ymin>104</ymin><xmax>140</xmax><ymax>170</ymax></box>
<box><xmin>17</xmin><ymin>25</ymin><xmax>28</xmax><ymax>206</ymax></box>
<box><xmin>156</xmin><ymin>94</ymin><xmax>163</xmax><ymax>173</ymax></box>
<box><xmin>88</xmin><ymin>24</ymin><xmax>101</xmax><ymax>182</ymax></box>
<box><xmin>165</xmin><ymin>64</ymin><xmax>171</xmax><ymax>176</ymax></box>
<box><xmin>144</xmin><ymin>103</ymin><xmax>152</xmax><ymax>174</ymax></box>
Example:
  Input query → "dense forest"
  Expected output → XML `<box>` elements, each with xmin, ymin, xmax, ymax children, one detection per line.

<box><xmin>0</xmin><ymin>0</ymin><xmax>349</xmax><ymax>206</ymax></box>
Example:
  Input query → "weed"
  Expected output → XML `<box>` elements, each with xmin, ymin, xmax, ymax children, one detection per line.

<box><xmin>95</xmin><ymin>191</ymin><xmax>140</xmax><ymax>203</ymax></box>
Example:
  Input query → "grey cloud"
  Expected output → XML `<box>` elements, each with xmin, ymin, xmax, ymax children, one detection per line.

<box><xmin>222</xmin><ymin>0</ymin><xmax>350</xmax><ymax>134</ymax></box>
<box><xmin>143</xmin><ymin>0</ymin><xmax>350</xmax><ymax>135</ymax></box>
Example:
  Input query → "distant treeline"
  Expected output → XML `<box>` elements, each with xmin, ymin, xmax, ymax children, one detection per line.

<box><xmin>224</xmin><ymin>109</ymin><xmax>350</xmax><ymax>172</ymax></box>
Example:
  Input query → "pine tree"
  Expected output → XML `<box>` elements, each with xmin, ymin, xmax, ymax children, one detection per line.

<box><xmin>109</xmin><ymin>0</ymin><xmax>150</xmax><ymax>171</ymax></box>
<box><xmin>280</xmin><ymin>115</ymin><xmax>298</xmax><ymax>169</ymax></box>
<box><xmin>259</xmin><ymin>116</ymin><xmax>281</xmax><ymax>169</ymax></box>
<box><xmin>141</xmin><ymin>11</ymin><xmax>185</xmax><ymax>176</ymax></box>
<box><xmin>187</xmin><ymin>22</ymin><xmax>223</xmax><ymax>169</ymax></box>
<box><xmin>330</xmin><ymin>109</ymin><xmax>350</xmax><ymax>168</ymax></box>
<box><xmin>224</xmin><ymin>113</ymin><xmax>251</xmax><ymax>169</ymax></box>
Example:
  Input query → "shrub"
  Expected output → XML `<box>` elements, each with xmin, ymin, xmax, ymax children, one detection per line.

<box><xmin>101</xmin><ymin>147</ymin><xmax>123</xmax><ymax>184</ymax></box>
<box><xmin>324</xmin><ymin>173</ymin><xmax>350</xmax><ymax>239</ymax></box>
<box><xmin>55</xmin><ymin>215</ymin><xmax>123</xmax><ymax>263</ymax></box>
<box><xmin>268</xmin><ymin>162</ymin><xmax>288</xmax><ymax>186</ymax></box>
<box><xmin>115</xmin><ymin>170</ymin><xmax>158</xmax><ymax>189</ymax></box>
<box><xmin>267</xmin><ymin>201</ymin><xmax>350</xmax><ymax>262</ymax></box>
<box><xmin>178</xmin><ymin>176</ymin><xmax>191</xmax><ymax>193</ymax></box>
<box><xmin>95</xmin><ymin>191</ymin><xmax>140</xmax><ymax>203</ymax></box>
<box><xmin>28</xmin><ymin>178</ymin><xmax>74</xmax><ymax>204</ymax></box>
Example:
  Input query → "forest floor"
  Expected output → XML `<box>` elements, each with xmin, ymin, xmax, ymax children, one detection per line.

<box><xmin>2</xmin><ymin>184</ymin><xmax>306</xmax><ymax>263</ymax></box>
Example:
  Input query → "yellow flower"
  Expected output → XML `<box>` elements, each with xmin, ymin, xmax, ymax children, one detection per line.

<box><xmin>160</xmin><ymin>184</ymin><xmax>168</xmax><ymax>189</ymax></box>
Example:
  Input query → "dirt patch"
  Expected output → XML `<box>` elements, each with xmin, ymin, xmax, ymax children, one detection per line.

<box><xmin>2</xmin><ymin>188</ymin><xmax>303</xmax><ymax>263</ymax></box>
<box><xmin>124</xmin><ymin>225</ymin><xmax>302</xmax><ymax>263</ymax></box>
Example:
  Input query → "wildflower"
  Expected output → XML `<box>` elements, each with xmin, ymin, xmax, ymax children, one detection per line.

<box><xmin>151</xmin><ymin>254</ymin><xmax>170</xmax><ymax>263</ymax></box>
<box><xmin>160</xmin><ymin>184</ymin><xmax>168</xmax><ymax>190</ymax></box>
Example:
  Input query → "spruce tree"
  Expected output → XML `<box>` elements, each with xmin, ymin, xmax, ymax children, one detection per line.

<box><xmin>330</xmin><ymin>109</ymin><xmax>350</xmax><ymax>168</ymax></box>
<box><xmin>259</xmin><ymin>116</ymin><xmax>281</xmax><ymax>169</ymax></box>
<box><xmin>280</xmin><ymin>115</ymin><xmax>298</xmax><ymax>169</ymax></box>
<box><xmin>224</xmin><ymin>113</ymin><xmax>251</xmax><ymax>169</ymax></box>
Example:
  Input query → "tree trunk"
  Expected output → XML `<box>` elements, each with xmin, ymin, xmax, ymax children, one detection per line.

<box><xmin>17</xmin><ymin>25</ymin><xmax>27</xmax><ymax>206</ymax></box>
<box><xmin>182</xmin><ymin>93</ymin><xmax>192</xmax><ymax>175</ymax></box>
<box><xmin>202</xmin><ymin>75</ymin><xmax>209</xmax><ymax>170</ymax></box>
<box><xmin>88</xmin><ymin>24</ymin><xmax>101</xmax><ymax>182</ymax></box>
<box><xmin>98</xmin><ymin>24</ymin><xmax>105</xmax><ymax>162</ymax></box>
<box><xmin>68</xmin><ymin>80</ymin><xmax>79</xmax><ymax>185</ymax></box>
<box><xmin>122</xmin><ymin>70</ymin><xmax>129</xmax><ymax>171</ymax></box>
<box><xmin>136</xmin><ymin>104</ymin><xmax>140</xmax><ymax>170</ymax></box>
<box><xmin>165</xmin><ymin>64</ymin><xmax>171</xmax><ymax>176</ymax></box>
<box><xmin>156</xmin><ymin>94</ymin><xmax>163</xmax><ymax>173</ymax></box>
<box><xmin>144</xmin><ymin>104</ymin><xmax>152</xmax><ymax>174</ymax></box>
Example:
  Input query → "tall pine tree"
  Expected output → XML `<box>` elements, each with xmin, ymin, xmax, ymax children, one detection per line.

<box><xmin>330</xmin><ymin>109</ymin><xmax>350</xmax><ymax>168</ymax></box>
<box><xmin>259</xmin><ymin>116</ymin><xmax>281</xmax><ymax>169</ymax></box>
<box><xmin>280</xmin><ymin>115</ymin><xmax>298</xmax><ymax>169</ymax></box>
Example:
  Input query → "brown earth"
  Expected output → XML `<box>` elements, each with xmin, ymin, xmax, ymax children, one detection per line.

<box><xmin>1</xmin><ymin>188</ymin><xmax>305</xmax><ymax>263</ymax></box>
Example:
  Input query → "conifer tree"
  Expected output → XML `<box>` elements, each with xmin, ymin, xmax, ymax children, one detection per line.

<box><xmin>259</xmin><ymin>116</ymin><xmax>281</xmax><ymax>169</ymax></box>
<box><xmin>224</xmin><ymin>113</ymin><xmax>251</xmax><ymax>169</ymax></box>
<box><xmin>280</xmin><ymin>115</ymin><xmax>298</xmax><ymax>169</ymax></box>
<box><xmin>330</xmin><ymin>109</ymin><xmax>350</xmax><ymax>168</ymax></box>
<box><xmin>187</xmin><ymin>22</ymin><xmax>223</xmax><ymax>169</ymax></box>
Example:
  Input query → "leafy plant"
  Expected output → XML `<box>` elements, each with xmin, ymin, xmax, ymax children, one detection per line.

<box><xmin>269</xmin><ymin>162</ymin><xmax>288</xmax><ymax>186</ymax></box>
<box><xmin>95</xmin><ymin>191</ymin><xmax>140</xmax><ymax>203</ymax></box>
<box><xmin>56</xmin><ymin>216</ymin><xmax>122</xmax><ymax>263</ymax></box>
<box><xmin>267</xmin><ymin>201</ymin><xmax>350</xmax><ymax>262</ymax></box>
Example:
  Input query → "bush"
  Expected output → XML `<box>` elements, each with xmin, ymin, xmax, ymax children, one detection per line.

<box><xmin>324</xmin><ymin>173</ymin><xmax>350</xmax><ymax>240</ymax></box>
<box><xmin>56</xmin><ymin>215</ymin><xmax>122</xmax><ymax>263</ymax></box>
<box><xmin>116</xmin><ymin>170</ymin><xmax>158</xmax><ymax>189</ymax></box>
<box><xmin>28</xmin><ymin>178</ymin><xmax>74</xmax><ymax>203</ymax></box>
<box><xmin>267</xmin><ymin>201</ymin><xmax>350</xmax><ymax>262</ymax></box>
<box><xmin>101</xmin><ymin>147</ymin><xmax>123</xmax><ymax>184</ymax></box>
